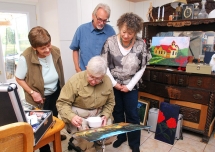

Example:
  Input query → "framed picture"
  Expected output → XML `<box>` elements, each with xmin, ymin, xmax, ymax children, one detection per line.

<box><xmin>149</xmin><ymin>37</ymin><xmax>190</xmax><ymax>67</ymax></box>
<box><xmin>182</xmin><ymin>4</ymin><xmax>194</xmax><ymax>19</ymax></box>
<box><xmin>137</xmin><ymin>99</ymin><xmax>150</xmax><ymax>125</ymax></box>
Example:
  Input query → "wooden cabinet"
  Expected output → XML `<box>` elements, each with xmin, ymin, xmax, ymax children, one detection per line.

<box><xmin>139</xmin><ymin>0</ymin><xmax>215</xmax><ymax>142</ymax></box>
<box><xmin>139</xmin><ymin>67</ymin><xmax>215</xmax><ymax>142</ymax></box>
<box><xmin>140</xmin><ymin>0</ymin><xmax>215</xmax><ymax>142</ymax></box>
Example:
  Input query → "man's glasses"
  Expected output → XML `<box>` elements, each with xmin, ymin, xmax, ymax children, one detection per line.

<box><xmin>87</xmin><ymin>73</ymin><xmax>103</xmax><ymax>83</ymax></box>
<box><xmin>95</xmin><ymin>14</ymin><xmax>110</xmax><ymax>23</ymax></box>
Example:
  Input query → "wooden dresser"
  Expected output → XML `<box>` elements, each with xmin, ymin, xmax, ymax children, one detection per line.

<box><xmin>139</xmin><ymin>66</ymin><xmax>215</xmax><ymax>142</ymax></box>
<box><xmin>139</xmin><ymin>0</ymin><xmax>215</xmax><ymax>142</ymax></box>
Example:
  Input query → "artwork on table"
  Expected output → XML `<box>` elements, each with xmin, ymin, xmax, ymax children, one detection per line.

<box><xmin>154</xmin><ymin>102</ymin><xmax>180</xmax><ymax>145</ymax></box>
<box><xmin>72</xmin><ymin>122</ymin><xmax>150</xmax><ymax>142</ymax></box>
<box><xmin>149</xmin><ymin>37</ymin><xmax>190</xmax><ymax>67</ymax></box>
<box><xmin>137</xmin><ymin>99</ymin><xmax>150</xmax><ymax>125</ymax></box>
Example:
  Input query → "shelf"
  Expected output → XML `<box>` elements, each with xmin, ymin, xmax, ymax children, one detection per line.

<box><xmin>144</xmin><ymin>18</ymin><xmax>215</xmax><ymax>26</ymax></box>
<box><xmin>142</xmin><ymin>18</ymin><xmax>215</xmax><ymax>40</ymax></box>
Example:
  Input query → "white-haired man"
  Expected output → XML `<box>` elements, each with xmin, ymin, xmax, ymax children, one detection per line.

<box><xmin>56</xmin><ymin>56</ymin><xmax>115</xmax><ymax>152</ymax></box>
<box><xmin>70</xmin><ymin>3</ymin><xmax>116</xmax><ymax>73</ymax></box>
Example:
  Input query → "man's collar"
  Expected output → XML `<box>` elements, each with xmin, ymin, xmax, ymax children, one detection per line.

<box><xmin>90</xmin><ymin>21</ymin><xmax>107</xmax><ymax>34</ymax></box>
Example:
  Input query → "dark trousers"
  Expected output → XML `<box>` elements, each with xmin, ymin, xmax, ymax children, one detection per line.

<box><xmin>113</xmin><ymin>88</ymin><xmax>140</xmax><ymax>148</ymax></box>
<box><xmin>39</xmin><ymin>86</ymin><xmax>61</xmax><ymax>152</ymax></box>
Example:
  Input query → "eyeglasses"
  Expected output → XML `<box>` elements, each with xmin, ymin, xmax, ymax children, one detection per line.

<box><xmin>87</xmin><ymin>73</ymin><xmax>103</xmax><ymax>83</ymax></box>
<box><xmin>95</xmin><ymin>14</ymin><xmax>110</xmax><ymax>23</ymax></box>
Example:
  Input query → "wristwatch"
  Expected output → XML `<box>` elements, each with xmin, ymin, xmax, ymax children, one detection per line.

<box><xmin>29</xmin><ymin>90</ymin><xmax>34</xmax><ymax>95</ymax></box>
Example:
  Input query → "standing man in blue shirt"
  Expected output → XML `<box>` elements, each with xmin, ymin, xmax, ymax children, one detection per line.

<box><xmin>70</xmin><ymin>3</ymin><xmax>115</xmax><ymax>72</ymax></box>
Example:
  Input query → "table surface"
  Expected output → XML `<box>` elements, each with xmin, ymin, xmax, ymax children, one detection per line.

<box><xmin>33</xmin><ymin>116</ymin><xmax>65</xmax><ymax>151</ymax></box>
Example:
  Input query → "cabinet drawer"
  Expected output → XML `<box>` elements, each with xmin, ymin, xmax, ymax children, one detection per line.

<box><xmin>139</xmin><ymin>81</ymin><xmax>210</xmax><ymax>105</ymax></box>
<box><xmin>150</xmin><ymin>71</ymin><xmax>189</xmax><ymax>87</ymax></box>
<box><xmin>188</xmin><ymin>75</ymin><xmax>212</xmax><ymax>90</ymax></box>
<box><xmin>170</xmin><ymin>100</ymin><xmax>207</xmax><ymax>131</ymax></box>
<box><xmin>142</xmin><ymin>69</ymin><xmax>150</xmax><ymax>81</ymax></box>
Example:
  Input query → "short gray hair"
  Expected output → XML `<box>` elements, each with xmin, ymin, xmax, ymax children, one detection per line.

<box><xmin>87</xmin><ymin>56</ymin><xmax>107</xmax><ymax>76</ymax></box>
<box><xmin>92</xmin><ymin>3</ymin><xmax>111</xmax><ymax>18</ymax></box>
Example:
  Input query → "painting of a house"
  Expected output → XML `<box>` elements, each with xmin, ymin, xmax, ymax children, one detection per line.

<box><xmin>149</xmin><ymin>37</ymin><xmax>190</xmax><ymax>67</ymax></box>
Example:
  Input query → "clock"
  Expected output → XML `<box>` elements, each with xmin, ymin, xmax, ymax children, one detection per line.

<box><xmin>182</xmin><ymin>4</ymin><xmax>194</xmax><ymax>19</ymax></box>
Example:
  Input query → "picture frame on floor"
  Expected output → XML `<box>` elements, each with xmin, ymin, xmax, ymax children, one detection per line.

<box><xmin>137</xmin><ymin>99</ymin><xmax>150</xmax><ymax>125</ymax></box>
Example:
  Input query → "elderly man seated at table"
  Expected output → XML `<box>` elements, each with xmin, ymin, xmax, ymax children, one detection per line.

<box><xmin>56</xmin><ymin>56</ymin><xmax>115</xmax><ymax>152</ymax></box>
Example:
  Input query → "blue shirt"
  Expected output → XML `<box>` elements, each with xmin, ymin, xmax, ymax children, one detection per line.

<box><xmin>70</xmin><ymin>21</ymin><xmax>115</xmax><ymax>70</ymax></box>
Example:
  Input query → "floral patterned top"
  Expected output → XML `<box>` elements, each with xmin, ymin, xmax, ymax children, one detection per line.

<box><xmin>101</xmin><ymin>35</ymin><xmax>152</xmax><ymax>89</ymax></box>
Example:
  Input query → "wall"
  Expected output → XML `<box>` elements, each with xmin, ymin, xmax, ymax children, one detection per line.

<box><xmin>37</xmin><ymin>0</ymin><xmax>60</xmax><ymax>47</ymax></box>
<box><xmin>55</xmin><ymin>0</ymin><xmax>137</xmax><ymax>81</ymax></box>
<box><xmin>0</xmin><ymin>0</ymin><xmax>173</xmax><ymax>82</ymax></box>
<box><xmin>54</xmin><ymin>0</ymin><xmax>172</xmax><ymax>81</ymax></box>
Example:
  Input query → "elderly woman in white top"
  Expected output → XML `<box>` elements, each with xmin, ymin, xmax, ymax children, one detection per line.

<box><xmin>101</xmin><ymin>13</ymin><xmax>151</xmax><ymax>152</ymax></box>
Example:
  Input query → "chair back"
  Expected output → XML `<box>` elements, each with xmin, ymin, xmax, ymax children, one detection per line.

<box><xmin>0</xmin><ymin>122</ymin><xmax>33</xmax><ymax>152</ymax></box>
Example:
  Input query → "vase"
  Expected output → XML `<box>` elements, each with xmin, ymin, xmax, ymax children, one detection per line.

<box><xmin>198</xmin><ymin>0</ymin><xmax>208</xmax><ymax>19</ymax></box>
<box><xmin>193</xmin><ymin>3</ymin><xmax>200</xmax><ymax>19</ymax></box>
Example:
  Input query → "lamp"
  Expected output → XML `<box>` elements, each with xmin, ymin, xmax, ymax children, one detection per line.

<box><xmin>171</xmin><ymin>0</ymin><xmax>187</xmax><ymax>20</ymax></box>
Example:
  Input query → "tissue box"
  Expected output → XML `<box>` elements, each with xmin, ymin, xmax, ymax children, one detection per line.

<box><xmin>186</xmin><ymin>63</ymin><xmax>212</xmax><ymax>75</ymax></box>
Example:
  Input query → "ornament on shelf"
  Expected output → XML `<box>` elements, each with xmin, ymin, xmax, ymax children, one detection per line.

<box><xmin>146</xmin><ymin>2</ymin><xmax>154</xmax><ymax>22</ymax></box>
<box><xmin>193</xmin><ymin>3</ymin><xmax>200</xmax><ymax>19</ymax></box>
<box><xmin>198</xmin><ymin>0</ymin><xmax>208</xmax><ymax>19</ymax></box>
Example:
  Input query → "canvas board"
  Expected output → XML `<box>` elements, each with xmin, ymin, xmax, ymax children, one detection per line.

<box><xmin>137</xmin><ymin>99</ymin><xmax>150</xmax><ymax>125</ymax></box>
<box><xmin>149</xmin><ymin>37</ymin><xmax>190</xmax><ymax>67</ymax></box>
<box><xmin>154</xmin><ymin>102</ymin><xmax>180</xmax><ymax>145</ymax></box>
<box><xmin>73</xmin><ymin>123</ymin><xmax>150</xmax><ymax>142</ymax></box>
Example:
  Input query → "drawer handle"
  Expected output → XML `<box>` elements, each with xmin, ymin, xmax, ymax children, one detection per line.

<box><xmin>179</xmin><ymin>79</ymin><xmax>184</xmax><ymax>85</ymax></box>
<box><xmin>140</xmin><ymin>84</ymin><xmax>146</xmax><ymax>89</ymax></box>
<box><xmin>152</xmin><ymin>75</ymin><xmax>157</xmax><ymax>81</ymax></box>
<box><xmin>197</xmin><ymin>80</ymin><xmax>202</xmax><ymax>86</ymax></box>
<box><xmin>193</xmin><ymin>94</ymin><xmax>203</xmax><ymax>100</ymax></box>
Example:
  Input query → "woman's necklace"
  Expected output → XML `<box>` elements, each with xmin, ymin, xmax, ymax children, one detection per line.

<box><xmin>120</xmin><ymin>37</ymin><xmax>133</xmax><ymax>48</ymax></box>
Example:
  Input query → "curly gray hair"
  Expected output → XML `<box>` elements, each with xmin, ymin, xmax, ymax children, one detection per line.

<box><xmin>92</xmin><ymin>3</ymin><xmax>111</xmax><ymax>18</ymax></box>
<box><xmin>117</xmin><ymin>12</ymin><xmax>143</xmax><ymax>34</ymax></box>
<box><xmin>87</xmin><ymin>56</ymin><xmax>107</xmax><ymax>76</ymax></box>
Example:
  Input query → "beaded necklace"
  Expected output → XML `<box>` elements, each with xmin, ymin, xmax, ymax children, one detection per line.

<box><xmin>120</xmin><ymin>37</ymin><xmax>133</xmax><ymax>48</ymax></box>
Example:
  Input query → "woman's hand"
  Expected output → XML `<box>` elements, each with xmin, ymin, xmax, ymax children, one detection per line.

<box><xmin>121</xmin><ymin>85</ymin><xmax>129</xmax><ymax>92</ymax></box>
<box><xmin>31</xmin><ymin>91</ymin><xmax>44</xmax><ymax>104</ymax></box>
<box><xmin>71</xmin><ymin>115</ymin><xmax>83</xmax><ymax>128</ymax></box>
<box><xmin>114</xmin><ymin>83</ymin><xmax>122</xmax><ymax>90</ymax></box>
<box><xmin>101</xmin><ymin>115</ymin><xmax>107</xmax><ymax>126</ymax></box>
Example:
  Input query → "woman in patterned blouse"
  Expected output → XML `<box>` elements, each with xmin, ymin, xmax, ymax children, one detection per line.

<box><xmin>101</xmin><ymin>12</ymin><xmax>151</xmax><ymax>152</ymax></box>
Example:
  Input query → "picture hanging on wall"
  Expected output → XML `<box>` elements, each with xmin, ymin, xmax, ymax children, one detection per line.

<box><xmin>149</xmin><ymin>37</ymin><xmax>190</xmax><ymax>67</ymax></box>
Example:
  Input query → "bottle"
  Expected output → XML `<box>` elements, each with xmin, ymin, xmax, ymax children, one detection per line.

<box><xmin>193</xmin><ymin>3</ymin><xmax>200</xmax><ymax>19</ymax></box>
<box><xmin>198</xmin><ymin>0</ymin><xmax>208</xmax><ymax>19</ymax></box>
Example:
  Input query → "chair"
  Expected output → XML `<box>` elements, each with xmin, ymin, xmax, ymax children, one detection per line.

<box><xmin>0</xmin><ymin>122</ymin><xmax>34</xmax><ymax>152</ymax></box>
